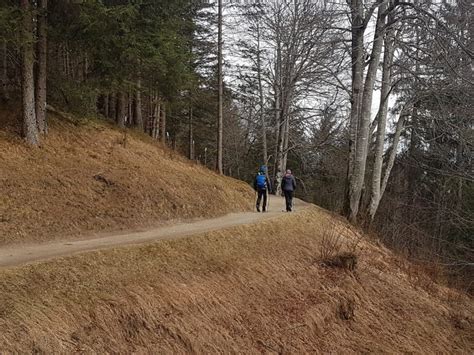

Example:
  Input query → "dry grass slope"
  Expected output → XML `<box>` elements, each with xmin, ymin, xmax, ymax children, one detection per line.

<box><xmin>0</xmin><ymin>208</ymin><xmax>472</xmax><ymax>353</ymax></box>
<box><xmin>0</xmin><ymin>107</ymin><xmax>253</xmax><ymax>246</ymax></box>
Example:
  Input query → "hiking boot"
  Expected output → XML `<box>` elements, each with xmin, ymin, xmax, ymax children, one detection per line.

<box><xmin>256</xmin><ymin>206</ymin><xmax>261</xmax><ymax>212</ymax></box>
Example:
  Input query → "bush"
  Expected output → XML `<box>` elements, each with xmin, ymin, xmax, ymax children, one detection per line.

<box><xmin>318</xmin><ymin>223</ymin><xmax>358</xmax><ymax>271</ymax></box>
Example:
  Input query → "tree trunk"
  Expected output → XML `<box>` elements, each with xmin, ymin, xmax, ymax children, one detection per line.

<box><xmin>153</xmin><ymin>99</ymin><xmax>161</xmax><ymax>139</ymax></box>
<box><xmin>1</xmin><ymin>39</ymin><xmax>8</xmax><ymax>100</ymax></box>
<box><xmin>189</xmin><ymin>106</ymin><xmax>194</xmax><ymax>160</ymax></box>
<box><xmin>104</xmin><ymin>94</ymin><xmax>109</xmax><ymax>118</ymax></box>
<box><xmin>256</xmin><ymin>20</ymin><xmax>267</xmax><ymax>166</ymax></box>
<box><xmin>116</xmin><ymin>91</ymin><xmax>126</xmax><ymax>128</ymax></box>
<box><xmin>20</xmin><ymin>0</ymin><xmax>39</xmax><ymax>146</ymax></box>
<box><xmin>368</xmin><ymin>25</ymin><xmax>396</xmax><ymax>221</ymax></box>
<box><xmin>344</xmin><ymin>0</ymin><xmax>365</xmax><ymax>217</ymax></box>
<box><xmin>282</xmin><ymin>115</ymin><xmax>290</xmax><ymax>172</ymax></box>
<box><xmin>109</xmin><ymin>93</ymin><xmax>116</xmax><ymax>120</ymax></box>
<box><xmin>348</xmin><ymin>2</ymin><xmax>387</xmax><ymax>222</ymax></box>
<box><xmin>216</xmin><ymin>0</ymin><xmax>224</xmax><ymax>174</ymax></box>
<box><xmin>160</xmin><ymin>102</ymin><xmax>166</xmax><ymax>143</ymax></box>
<box><xmin>281</xmin><ymin>86</ymin><xmax>294</xmax><ymax>174</ymax></box>
<box><xmin>380</xmin><ymin>105</ymin><xmax>409</xmax><ymax>198</ymax></box>
<box><xmin>134</xmin><ymin>79</ymin><xmax>144</xmax><ymax>131</ymax></box>
<box><xmin>35</xmin><ymin>0</ymin><xmax>48</xmax><ymax>134</ymax></box>
<box><xmin>273</xmin><ymin>37</ymin><xmax>282</xmax><ymax>194</ymax></box>
<box><xmin>275</xmin><ymin>114</ymin><xmax>285</xmax><ymax>196</ymax></box>
<box><xmin>127</xmin><ymin>91</ymin><xmax>134</xmax><ymax>126</ymax></box>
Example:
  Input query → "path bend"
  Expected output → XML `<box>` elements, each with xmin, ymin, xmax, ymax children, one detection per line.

<box><xmin>0</xmin><ymin>196</ymin><xmax>309</xmax><ymax>268</ymax></box>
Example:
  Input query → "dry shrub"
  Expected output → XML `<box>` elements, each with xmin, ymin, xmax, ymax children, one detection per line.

<box><xmin>451</xmin><ymin>312</ymin><xmax>471</xmax><ymax>330</ymax></box>
<box><xmin>338</xmin><ymin>297</ymin><xmax>356</xmax><ymax>321</ymax></box>
<box><xmin>319</xmin><ymin>226</ymin><xmax>343</xmax><ymax>261</ymax></box>
<box><xmin>325</xmin><ymin>252</ymin><xmax>358</xmax><ymax>271</ymax></box>
<box><xmin>319</xmin><ymin>222</ymin><xmax>358</xmax><ymax>271</ymax></box>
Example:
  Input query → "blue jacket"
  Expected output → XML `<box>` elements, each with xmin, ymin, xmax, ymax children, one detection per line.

<box><xmin>254</xmin><ymin>173</ymin><xmax>272</xmax><ymax>191</ymax></box>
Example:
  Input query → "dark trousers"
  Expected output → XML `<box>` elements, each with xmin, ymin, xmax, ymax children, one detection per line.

<box><xmin>283</xmin><ymin>190</ymin><xmax>293</xmax><ymax>211</ymax></box>
<box><xmin>256</xmin><ymin>189</ymin><xmax>268</xmax><ymax>211</ymax></box>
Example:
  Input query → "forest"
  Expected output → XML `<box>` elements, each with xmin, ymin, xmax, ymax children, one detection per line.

<box><xmin>1</xmin><ymin>0</ymin><xmax>472</xmax><ymax>289</ymax></box>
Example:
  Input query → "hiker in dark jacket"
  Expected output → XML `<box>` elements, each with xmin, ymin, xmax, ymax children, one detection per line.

<box><xmin>281</xmin><ymin>169</ymin><xmax>296</xmax><ymax>212</ymax></box>
<box><xmin>254</xmin><ymin>165</ymin><xmax>272</xmax><ymax>212</ymax></box>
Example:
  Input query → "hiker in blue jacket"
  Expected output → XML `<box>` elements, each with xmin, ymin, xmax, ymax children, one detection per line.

<box><xmin>254</xmin><ymin>165</ymin><xmax>271</xmax><ymax>212</ymax></box>
<box><xmin>281</xmin><ymin>169</ymin><xmax>296</xmax><ymax>212</ymax></box>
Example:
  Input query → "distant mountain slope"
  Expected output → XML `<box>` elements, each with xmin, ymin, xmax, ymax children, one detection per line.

<box><xmin>0</xmin><ymin>108</ymin><xmax>253</xmax><ymax>246</ymax></box>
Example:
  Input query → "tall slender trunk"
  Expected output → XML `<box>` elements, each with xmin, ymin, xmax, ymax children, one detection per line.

<box><xmin>273</xmin><ymin>37</ymin><xmax>282</xmax><ymax>194</ymax></box>
<box><xmin>104</xmin><ymin>94</ymin><xmax>109</xmax><ymax>118</ymax></box>
<box><xmin>152</xmin><ymin>96</ymin><xmax>160</xmax><ymax>139</ymax></box>
<box><xmin>1</xmin><ymin>39</ymin><xmax>8</xmax><ymax>100</ymax></box>
<box><xmin>281</xmin><ymin>85</ymin><xmax>294</xmax><ymax>174</ymax></box>
<box><xmin>282</xmin><ymin>114</ymin><xmax>290</xmax><ymax>172</ymax></box>
<box><xmin>368</xmin><ymin>25</ymin><xmax>396</xmax><ymax>221</ymax></box>
<box><xmin>35</xmin><ymin>0</ymin><xmax>48</xmax><ymax>134</ymax></box>
<box><xmin>256</xmin><ymin>21</ymin><xmax>267</xmax><ymax>166</ymax></box>
<box><xmin>216</xmin><ymin>0</ymin><xmax>223</xmax><ymax>174</ymax></box>
<box><xmin>134</xmin><ymin>79</ymin><xmax>143</xmax><ymax>131</ymax></box>
<box><xmin>116</xmin><ymin>92</ymin><xmax>126</xmax><ymax>128</ymax></box>
<box><xmin>20</xmin><ymin>0</ymin><xmax>39</xmax><ymax>146</ymax></box>
<box><xmin>127</xmin><ymin>92</ymin><xmax>133</xmax><ymax>126</ymax></box>
<box><xmin>109</xmin><ymin>93</ymin><xmax>116</xmax><ymax>121</ymax></box>
<box><xmin>160</xmin><ymin>102</ymin><xmax>166</xmax><ymax>143</ymax></box>
<box><xmin>344</xmin><ymin>0</ymin><xmax>365</xmax><ymax>217</ymax></box>
<box><xmin>275</xmin><ymin>115</ymin><xmax>285</xmax><ymax>196</ymax></box>
<box><xmin>348</xmin><ymin>2</ymin><xmax>387</xmax><ymax>222</ymax></box>
<box><xmin>380</xmin><ymin>109</ymin><xmax>406</xmax><ymax>198</ymax></box>
<box><xmin>189</xmin><ymin>106</ymin><xmax>194</xmax><ymax>160</ymax></box>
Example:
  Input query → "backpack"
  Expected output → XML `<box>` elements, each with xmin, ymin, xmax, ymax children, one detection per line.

<box><xmin>256</xmin><ymin>174</ymin><xmax>267</xmax><ymax>189</ymax></box>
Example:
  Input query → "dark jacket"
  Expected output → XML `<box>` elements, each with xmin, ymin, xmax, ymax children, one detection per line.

<box><xmin>281</xmin><ymin>174</ymin><xmax>296</xmax><ymax>192</ymax></box>
<box><xmin>254</xmin><ymin>173</ymin><xmax>272</xmax><ymax>191</ymax></box>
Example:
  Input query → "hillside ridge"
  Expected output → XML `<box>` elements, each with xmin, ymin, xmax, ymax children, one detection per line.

<box><xmin>0</xmin><ymin>108</ymin><xmax>253</xmax><ymax>246</ymax></box>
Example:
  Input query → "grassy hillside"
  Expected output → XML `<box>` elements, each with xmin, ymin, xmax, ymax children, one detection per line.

<box><xmin>0</xmin><ymin>207</ymin><xmax>472</xmax><ymax>353</ymax></box>
<box><xmin>0</xmin><ymin>107</ymin><xmax>253</xmax><ymax>245</ymax></box>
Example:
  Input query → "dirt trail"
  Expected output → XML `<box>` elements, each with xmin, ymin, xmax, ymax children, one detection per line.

<box><xmin>0</xmin><ymin>196</ymin><xmax>309</xmax><ymax>268</ymax></box>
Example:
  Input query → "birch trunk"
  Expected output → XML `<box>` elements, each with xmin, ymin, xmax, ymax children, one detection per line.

<box><xmin>20</xmin><ymin>0</ymin><xmax>39</xmax><ymax>146</ymax></box>
<box><xmin>368</xmin><ymin>25</ymin><xmax>396</xmax><ymax>221</ymax></box>
<box><xmin>35</xmin><ymin>0</ymin><xmax>48</xmax><ymax>134</ymax></box>
<box><xmin>256</xmin><ymin>20</ymin><xmax>268</xmax><ymax>166</ymax></box>
<box><xmin>380</xmin><ymin>106</ymin><xmax>408</xmax><ymax>198</ymax></box>
<box><xmin>348</xmin><ymin>2</ymin><xmax>387</xmax><ymax>222</ymax></box>
<box><xmin>344</xmin><ymin>0</ymin><xmax>365</xmax><ymax>217</ymax></box>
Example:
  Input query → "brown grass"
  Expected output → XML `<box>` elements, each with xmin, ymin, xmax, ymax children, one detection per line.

<box><xmin>0</xmin><ymin>208</ymin><xmax>472</xmax><ymax>353</ymax></box>
<box><xmin>0</xmin><ymin>108</ymin><xmax>253</xmax><ymax>246</ymax></box>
